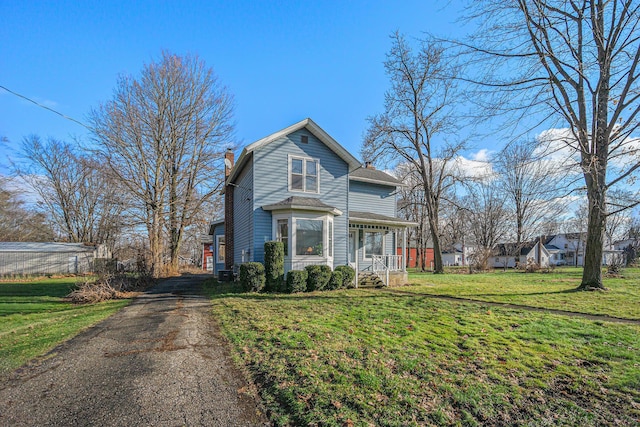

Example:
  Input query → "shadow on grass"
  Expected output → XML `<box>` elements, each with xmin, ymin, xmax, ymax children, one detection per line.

<box><xmin>467</xmin><ymin>288</ymin><xmax>582</xmax><ymax>298</ymax></box>
<box><xmin>0</xmin><ymin>282</ymin><xmax>78</xmax><ymax>299</ymax></box>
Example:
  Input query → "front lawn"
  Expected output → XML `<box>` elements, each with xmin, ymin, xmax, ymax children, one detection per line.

<box><xmin>0</xmin><ymin>277</ymin><xmax>130</xmax><ymax>375</ymax></box>
<box><xmin>205</xmin><ymin>281</ymin><xmax>640</xmax><ymax>426</ymax></box>
<box><xmin>403</xmin><ymin>268</ymin><xmax>640</xmax><ymax>320</ymax></box>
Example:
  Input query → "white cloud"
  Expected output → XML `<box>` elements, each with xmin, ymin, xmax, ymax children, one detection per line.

<box><xmin>453</xmin><ymin>149</ymin><xmax>494</xmax><ymax>180</ymax></box>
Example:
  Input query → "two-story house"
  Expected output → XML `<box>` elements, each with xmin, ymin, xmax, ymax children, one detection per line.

<box><xmin>207</xmin><ymin>118</ymin><xmax>415</xmax><ymax>286</ymax></box>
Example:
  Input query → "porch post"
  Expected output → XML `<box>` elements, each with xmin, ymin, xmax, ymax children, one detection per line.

<box><xmin>402</xmin><ymin>227</ymin><xmax>407</xmax><ymax>272</ymax></box>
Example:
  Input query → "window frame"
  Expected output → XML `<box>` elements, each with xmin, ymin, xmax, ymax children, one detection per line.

<box><xmin>288</xmin><ymin>155</ymin><xmax>320</xmax><ymax>194</ymax></box>
<box><xmin>276</xmin><ymin>218</ymin><xmax>289</xmax><ymax>256</ymax></box>
<box><xmin>363</xmin><ymin>231</ymin><xmax>384</xmax><ymax>260</ymax></box>
<box><xmin>216</xmin><ymin>235</ymin><xmax>225</xmax><ymax>264</ymax></box>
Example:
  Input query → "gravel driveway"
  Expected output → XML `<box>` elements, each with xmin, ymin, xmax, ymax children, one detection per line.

<box><xmin>0</xmin><ymin>274</ymin><xmax>269</xmax><ymax>426</ymax></box>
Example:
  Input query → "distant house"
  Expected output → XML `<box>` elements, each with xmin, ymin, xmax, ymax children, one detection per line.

<box><xmin>0</xmin><ymin>242</ymin><xmax>110</xmax><ymax>275</ymax></box>
<box><xmin>492</xmin><ymin>240</ymin><xmax>550</xmax><ymax>268</ymax></box>
<box><xmin>545</xmin><ymin>233</ymin><xmax>586</xmax><ymax>266</ymax></box>
<box><xmin>441</xmin><ymin>243</ymin><xmax>475</xmax><ymax>267</ymax></box>
<box><xmin>201</xmin><ymin>220</ymin><xmax>224</xmax><ymax>273</ymax></box>
<box><xmin>205</xmin><ymin>118</ymin><xmax>416</xmax><ymax>286</ymax></box>
<box><xmin>544</xmin><ymin>233</ymin><xmax>623</xmax><ymax>266</ymax></box>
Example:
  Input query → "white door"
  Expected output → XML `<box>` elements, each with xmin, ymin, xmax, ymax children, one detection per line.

<box><xmin>349</xmin><ymin>230</ymin><xmax>358</xmax><ymax>271</ymax></box>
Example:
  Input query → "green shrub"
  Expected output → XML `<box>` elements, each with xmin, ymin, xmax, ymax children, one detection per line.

<box><xmin>264</xmin><ymin>241</ymin><xmax>285</xmax><ymax>292</ymax></box>
<box><xmin>239</xmin><ymin>262</ymin><xmax>265</xmax><ymax>292</ymax></box>
<box><xmin>334</xmin><ymin>265</ymin><xmax>356</xmax><ymax>288</ymax></box>
<box><xmin>327</xmin><ymin>270</ymin><xmax>343</xmax><ymax>290</ymax></box>
<box><xmin>286</xmin><ymin>270</ymin><xmax>308</xmax><ymax>293</ymax></box>
<box><xmin>305</xmin><ymin>264</ymin><xmax>331</xmax><ymax>291</ymax></box>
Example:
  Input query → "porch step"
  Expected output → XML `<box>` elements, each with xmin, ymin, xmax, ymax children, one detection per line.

<box><xmin>358</xmin><ymin>272</ymin><xmax>385</xmax><ymax>288</ymax></box>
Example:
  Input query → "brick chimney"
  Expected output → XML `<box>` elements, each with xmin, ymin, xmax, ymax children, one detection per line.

<box><xmin>365</xmin><ymin>161</ymin><xmax>375</xmax><ymax>169</ymax></box>
<box><xmin>224</xmin><ymin>149</ymin><xmax>235</xmax><ymax>270</ymax></box>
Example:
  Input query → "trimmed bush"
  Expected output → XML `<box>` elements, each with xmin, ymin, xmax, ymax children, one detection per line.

<box><xmin>334</xmin><ymin>265</ymin><xmax>356</xmax><ymax>288</ymax></box>
<box><xmin>286</xmin><ymin>270</ymin><xmax>308</xmax><ymax>293</ymax></box>
<box><xmin>264</xmin><ymin>241</ymin><xmax>285</xmax><ymax>292</ymax></box>
<box><xmin>327</xmin><ymin>270</ymin><xmax>343</xmax><ymax>290</ymax></box>
<box><xmin>239</xmin><ymin>262</ymin><xmax>265</xmax><ymax>292</ymax></box>
<box><xmin>305</xmin><ymin>264</ymin><xmax>332</xmax><ymax>291</ymax></box>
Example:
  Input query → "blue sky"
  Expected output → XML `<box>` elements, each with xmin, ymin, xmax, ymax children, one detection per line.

<box><xmin>0</xmin><ymin>1</ymin><xmax>474</xmax><ymax>174</ymax></box>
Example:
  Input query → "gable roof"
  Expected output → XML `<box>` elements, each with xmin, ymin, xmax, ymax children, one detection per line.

<box><xmin>227</xmin><ymin>118</ymin><xmax>361</xmax><ymax>184</ymax></box>
<box><xmin>349</xmin><ymin>167</ymin><xmax>403</xmax><ymax>186</ymax></box>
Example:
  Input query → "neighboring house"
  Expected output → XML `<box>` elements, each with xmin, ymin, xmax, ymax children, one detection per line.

<box><xmin>545</xmin><ymin>233</ymin><xmax>586</xmax><ymax>266</ymax></box>
<box><xmin>212</xmin><ymin>118</ymin><xmax>416</xmax><ymax>286</ymax></box>
<box><xmin>613</xmin><ymin>238</ymin><xmax>639</xmax><ymax>251</ymax></box>
<box><xmin>200</xmin><ymin>219</ymin><xmax>225</xmax><ymax>273</ymax></box>
<box><xmin>441</xmin><ymin>243</ymin><xmax>475</xmax><ymax>267</ymax></box>
<box><xmin>0</xmin><ymin>242</ymin><xmax>110</xmax><ymax>275</ymax></box>
<box><xmin>492</xmin><ymin>239</ymin><xmax>551</xmax><ymax>268</ymax></box>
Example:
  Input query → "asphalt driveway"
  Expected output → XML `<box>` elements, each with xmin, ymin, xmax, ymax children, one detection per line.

<box><xmin>0</xmin><ymin>273</ymin><xmax>269</xmax><ymax>426</ymax></box>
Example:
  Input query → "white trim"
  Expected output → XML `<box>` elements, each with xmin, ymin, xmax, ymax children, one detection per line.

<box><xmin>273</xmin><ymin>216</ymin><xmax>290</xmax><ymax>257</ymax></box>
<box><xmin>288</xmin><ymin>154</ymin><xmax>320</xmax><ymax>194</ymax></box>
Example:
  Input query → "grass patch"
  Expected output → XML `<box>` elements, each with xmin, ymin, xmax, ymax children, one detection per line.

<box><xmin>204</xmin><ymin>280</ymin><xmax>640</xmax><ymax>426</ymax></box>
<box><xmin>403</xmin><ymin>268</ymin><xmax>640</xmax><ymax>320</ymax></box>
<box><xmin>0</xmin><ymin>277</ymin><xmax>130</xmax><ymax>375</ymax></box>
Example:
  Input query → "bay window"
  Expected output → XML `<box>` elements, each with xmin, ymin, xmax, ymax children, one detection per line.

<box><xmin>296</xmin><ymin>219</ymin><xmax>324</xmax><ymax>256</ymax></box>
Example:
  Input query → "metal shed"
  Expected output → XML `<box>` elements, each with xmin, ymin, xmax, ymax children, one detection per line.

<box><xmin>0</xmin><ymin>242</ymin><xmax>108</xmax><ymax>275</ymax></box>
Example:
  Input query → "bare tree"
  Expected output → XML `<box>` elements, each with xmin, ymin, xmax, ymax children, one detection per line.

<box><xmin>19</xmin><ymin>136</ymin><xmax>125</xmax><ymax>247</ymax></box>
<box><xmin>460</xmin><ymin>0</ymin><xmax>640</xmax><ymax>290</ymax></box>
<box><xmin>91</xmin><ymin>52</ymin><xmax>234</xmax><ymax>276</ymax></box>
<box><xmin>605</xmin><ymin>189</ymin><xmax>633</xmax><ymax>246</ymax></box>
<box><xmin>0</xmin><ymin>176</ymin><xmax>55</xmax><ymax>241</ymax></box>
<box><xmin>363</xmin><ymin>33</ymin><xmax>464</xmax><ymax>274</ymax></box>
<box><xmin>463</xmin><ymin>179</ymin><xmax>511</xmax><ymax>252</ymax></box>
<box><xmin>494</xmin><ymin>139</ymin><xmax>570</xmax><ymax>246</ymax></box>
<box><xmin>396</xmin><ymin>163</ymin><xmax>433</xmax><ymax>271</ymax></box>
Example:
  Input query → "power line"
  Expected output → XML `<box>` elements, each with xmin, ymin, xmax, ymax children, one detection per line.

<box><xmin>0</xmin><ymin>84</ymin><xmax>91</xmax><ymax>130</ymax></box>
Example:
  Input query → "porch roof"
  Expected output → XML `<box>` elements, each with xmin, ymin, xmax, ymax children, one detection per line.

<box><xmin>349</xmin><ymin>211</ymin><xmax>417</xmax><ymax>227</ymax></box>
<box><xmin>262</xmin><ymin>196</ymin><xmax>343</xmax><ymax>215</ymax></box>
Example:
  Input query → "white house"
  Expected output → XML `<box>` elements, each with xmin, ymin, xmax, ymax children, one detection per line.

<box><xmin>492</xmin><ymin>240</ymin><xmax>551</xmax><ymax>268</ymax></box>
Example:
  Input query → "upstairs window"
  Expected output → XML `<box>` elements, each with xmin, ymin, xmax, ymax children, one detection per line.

<box><xmin>290</xmin><ymin>156</ymin><xmax>319</xmax><ymax>193</ymax></box>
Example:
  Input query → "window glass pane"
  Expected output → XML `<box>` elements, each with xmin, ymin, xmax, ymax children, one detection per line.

<box><xmin>291</xmin><ymin>174</ymin><xmax>303</xmax><ymax>190</ymax></box>
<box><xmin>292</xmin><ymin>158</ymin><xmax>303</xmax><ymax>174</ymax></box>
<box><xmin>305</xmin><ymin>175</ymin><xmax>317</xmax><ymax>192</ymax></box>
<box><xmin>217</xmin><ymin>236</ymin><xmax>225</xmax><ymax>263</ymax></box>
<box><xmin>296</xmin><ymin>219</ymin><xmax>323</xmax><ymax>256</ymax></box>
<box><xmin>277</xmin><ymin>219</ymin><xmax>288</xmax><ymax>256</ymax></box>
<box><xmin>365</xmin><ymin>232</ymin><xmax>383</xmax><ymax>257</ymax></box>
<box><xmin>306</xmin><ymin>160</ymin><xmax>317</xmax><ymax>176</ymax></box>
<box><xmin>328</xmin><ymin>221</ymin><xmax>333</xmax><ymax>257</ymax></box>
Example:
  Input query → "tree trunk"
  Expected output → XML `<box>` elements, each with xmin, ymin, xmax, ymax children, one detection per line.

<box><xmin>579</xmin><ymin>173</ymin><xmax>607</xmax><ymax>290</ymax></box>
<box><xmin>429</xmin><ymin>215</ymin><xmax>444</xmax><ymax>274</ymax></box>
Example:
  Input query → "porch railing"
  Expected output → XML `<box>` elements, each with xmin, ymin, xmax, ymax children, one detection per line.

<box><xmin>372</xmin><ymin>254</ymin><xmax>403</xmax><ymax>286</ymax></box>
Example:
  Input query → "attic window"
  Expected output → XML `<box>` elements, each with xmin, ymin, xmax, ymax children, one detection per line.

<box><xmin>301</xmin><ymin>135</ymin><xmax>309</xmax><ymax>144</ymax></box>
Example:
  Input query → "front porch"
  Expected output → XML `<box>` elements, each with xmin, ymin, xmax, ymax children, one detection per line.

<box><xmin>348</xmin><ymin>211</ymin><xmax>416</xmax><ymax>287</ymax></box>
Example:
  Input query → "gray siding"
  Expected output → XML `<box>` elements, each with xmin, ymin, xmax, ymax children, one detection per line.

<box><xmin>252</xmin><ymin>129</ymin><xmax>350</xmax><ymax>265</ymax></box>
<box><xmin>0</xmin><ymin>251</ymin><xmax>94</xmax><ymax>275</ymax></box>
<box><xmin>233</xmin><ymin>157</ymin><xmax>254</xmax><ymax>264</ymax></box>
<box><xmin>348</xmin><ymin>181</ymin><xmax>397</xmax><ymax>217</ymax></box>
